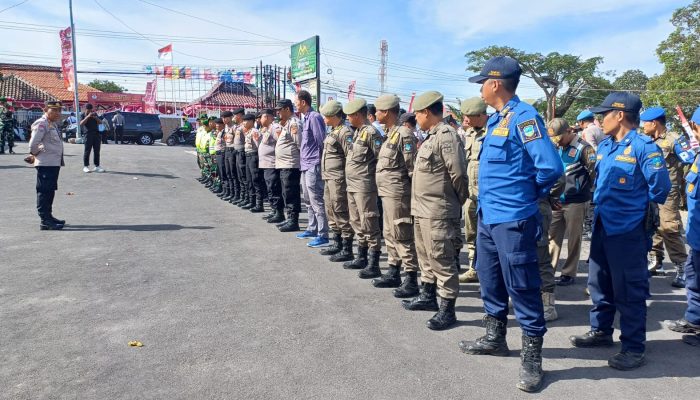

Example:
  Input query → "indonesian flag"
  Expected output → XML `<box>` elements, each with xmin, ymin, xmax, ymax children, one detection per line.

<box><xmin>348</xmin><ymin>80</ymin><xmax>356</xmax><ymax>101</ymax></box>
<box><xmin>158</xmin><ymin>44</ymin><xmax>172</xmax><ymax>60</ymax></box>
<box><xmin>408</xmin><ymin>92</ymin><xmax>416</xmax><ymax>112</ymax></box>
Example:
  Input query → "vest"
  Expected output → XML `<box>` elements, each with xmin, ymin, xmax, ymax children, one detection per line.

<box><xmin>560</xmin><ymin>141</ymin><xmax>591</xmax><ymax>203</ymax></box>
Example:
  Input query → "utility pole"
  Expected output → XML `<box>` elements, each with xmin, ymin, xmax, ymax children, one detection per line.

<box><xmin>379</xmin><ymin>40</ymin><xmax>388</xmax><ymax>94</ymax></box>
<box><xmin>68</xmin><ymin>0</ymin><xmax>80</xmax><ymax>127</ymax></box>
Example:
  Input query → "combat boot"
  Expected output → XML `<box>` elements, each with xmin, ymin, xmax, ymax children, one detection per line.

<box><xmin>459</xmin><ymin>267</ymin><xmax>479</xmax><ymax>283</ymax></box>
<box><xmin>401</xmin><ymin>282</ymin><xmax>439</xmax><ymax>311</ymax></box>
<box><xmin>648</xmin><ymin>253</ymin><xmax>664</xmax><ymax>276</ymax></box>
<box><xmin>393</xmin><ymin>271</ymin><xmax>419</xmax><ymax>298</ymax></box>
<box><xmin>267</xmin><ymin>209</ymin><xmax>285</xmax><ymax>224</ymax></box>
<box><xmin>320</xmin><ymin>233</ymin><xmax>342</xmax><ymax>256</ymax></box>
<box><xmin>250</xmin><ymin>198</ymin><xmax>265</xmax><ymax>213</ymax></box>
<box><xmin>241</xmin><ymin>194</ymin><xmax>255</xmax><ymax>210</ymax></box>
<box><xmin>458</xmin><ymin>315</ymin><xmax>510</xmax><ymax>356</ymax></box>
<box><xmin>262</xmin><ymin>209</ymin><xmax>276</xmax><ymax>220</ymax></box>
<box><xmin>40</xmin><ymin>220</ymin><xmax>64</xmax><ymax>230</ymax></box>
<box><xmin>49</xmin><ymin>215</ymin><xmax>66</xmax><ymax>226</ymax></box>
<box><xmin>542</xmin><ymin>292</ymin><xmax>558</xmax><ymax>322</ymax></box>
<box><xmin>276</xmin><ymin>210</ymin><xmax>290</xmax><ymax>227</ymax></box>
<box><xmin>372</xmin><ymin>264</ymin><xmax>401</xmax><ymax>288</ymax></box>
<box><xmin>204</xmin><ymin>179</ymin><xmax>213</xmax><ymax>188</ymax></box>
<box><xmin>278</xmin><ymin>212</ymin><xmax>300</xmax><ymax>232</ymax></box>
<box><xmin>426</xmin><ymin>297</ymin><xmax>457</xmax><ymax>330</ymax></box>
<box><xmin>218</xmin><ymin>186</ymin><xmax>229</xmax><ymax>199</ymax></box>
<box><xmin>8</xmin><ymin>146</ymin><xmax>14</xmax><ymax>154</ymax></box>
<box><xmin>671</xmin><ymin>262</ymin><xmax>686</xmax><ymax>288</ymax></box>
<box><xmin>343</xmin><ymin>246</ymin><xmax>368</xmax><ymax>270</ymax></box>
<box><xmin>569</xmin><ymin>330</ymin><xmax>613</xmax><ymax>347</ymax></box>
<box><xmin>608</xmin><ymin>351</ymin><xmax>646</xmax><ymax>370</ymax></box>
<box><xmin>358</xmin><ymin>250</ymin><xmax>381</xmax><ymax>279</ymax></box>
<box><xmin>517</xmin><ymin>335</ymin><xmax>544</xmax><ymax>392</ymax></box>
<box><xmin>329</xmin><ymin>237</ymin><xmax>354</xmax><ymax>262</ymax></box>
<box><xmin>222</xmin><ymin>187</ymin><xmax>233</xmax><ymax>201</ymax></box>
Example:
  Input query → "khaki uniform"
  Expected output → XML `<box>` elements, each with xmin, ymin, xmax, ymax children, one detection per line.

<box><xmin>322</xmin><ymin>124</ymin><xmax>354</xmax><ymax>239</ymax></box>
<box><xmin>651</xmin><ymin>131</ymin><xmax>689</xmax><ymax>264</ymax></box>
<box><xmin>462</xmin><ymin>126</ymin><xmax>485</xmax><ymax>266</ymax></box>
<box><xmin>345</xmin><ymin>124</ymin><xmax>384</xmax><ymax>251</ymax></box>
<box><xmin>411</xmin><ymin>122</ymin><xmax>469</xmax><ymax>299</ymax></box>
<box><xmin>376</xmin><ymin>125</ymin><xmax>419</xmax><ymax>272</ymax></box>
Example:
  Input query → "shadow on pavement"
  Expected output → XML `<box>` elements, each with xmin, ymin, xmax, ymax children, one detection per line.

<box><xmin>63</xmin><ymin>224</ymin><xmax>213</xmax><ymax>231</ymax></box>
<box><xmin>0</xmin><ymin>165</ymin><xmax>28</xmax><ymax>170</ymax></box>
<box><xmin>106</xmin><ymin>171</ymin><xmax>179</xmax><ymax>179</ymax></box>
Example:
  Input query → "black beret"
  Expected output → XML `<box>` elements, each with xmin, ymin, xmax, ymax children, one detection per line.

<box><xmin>214</xmin><ymin>118</ymin><xmax>224</xmax><ymax>124</ymax></box>
<box><xmin>221</xmin><ymin>111</ymin><xmax>233</xmax><ymax>118</ymax></box>
<box><xmin>233</xmin><ymin>108</ymin><xmax>245</xmax><ymax>115</ymax></box>
<box><xmin>242</xmin><ymin>113</ymin><xmax>256</xmax><ymax>121</ymax></box>
<box><xmin>261</xmin><ymin>108</ymin><xmax>274</xmax><ymax>116</ymax></box>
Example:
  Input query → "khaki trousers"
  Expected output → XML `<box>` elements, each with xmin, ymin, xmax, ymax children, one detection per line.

<box><xmin>651</xmin><ymin>189</ymin><xmax>688</xmax><ymax>264</ymax></box>
<box><xmin>324</xmin><ymin>178</ymin><xmax>353</xmax><ymax>239</ymax></box>
<box><xmin>381</xmin><ymin>195</ymin><xmax>418</xmax><ymax>272</ymax></box>
<box><xmin>347</xmin><ymin>191</ymin><xmax>381</xmax><ymax>251</ymax></box>
<box><xmin>414</xmin><ymin>217</ymin><xmax>461</xmax><ymax>299</ymax></box>
<box><xmin>549</xmin><ymin>201</ymin><xmax>587</xmax><ymax>279</ymax></box>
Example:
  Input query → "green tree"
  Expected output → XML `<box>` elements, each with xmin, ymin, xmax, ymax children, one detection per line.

<box><xmin>465</xmin><ymin>46</ymin><xmax>605</xmax><ymax>121</ymax></box>
<box><xmin>613</xmin><ymin>69</ymin><xmax>649</xmax><ymax>92</ymax></box>
<box><xmin>86</xmin><ymin>79</ymin><xmax>127</xmax><ymax>93</ymax></box>
<box><xmin>644</xmin><ymin>0</ymin><xmax>700</xmax><ymax>113</ymax></box>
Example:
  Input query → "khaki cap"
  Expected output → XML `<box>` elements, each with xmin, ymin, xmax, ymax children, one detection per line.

<box><xmin>374</xmin><ymin>94</ymin><xmax>400</xmax><ymax>110</ymax></box>
<box><xmin>343</xmin><ymin>98</ymin><xmax>367</xmax><ymax>115</ymax></box>
<box><xmin>320</xmin><ymin>100</ymin><xmax>343</xmax><ymax>117</ymax></box>
<box><xmin>413</xmin><ymin>91</ymin><xmax>443</xmax><ymax>111</ymax></box>
<box><xmin>460</xmin><ymin>97</ymin><xmax>487</xmax><ymax>116</ymax></box>
<box><xmin>45</xmin><ymin>101</ymin><xmax>62</xmax><ymax>109</ymax></box>
<box><xmin>547</xmin><ymin>118</ymin><xmax>570</xmax><ymax>136</ymax></box>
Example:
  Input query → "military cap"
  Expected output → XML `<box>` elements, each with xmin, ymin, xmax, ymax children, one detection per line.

<box><xmin>640</xmin><ymin>106</ymin><xmax>666</xmax><ymax>122</ymax></box>
<box><xmin>468</xmin><ymin>56</ymin><xmax>522</xmax><ymax>84</ymax></box>
<box><xmin>398</xmin><ymin>112</ymin><xmax>416</xmax><ymax>126</ymax></box>
<box><xmin>214</xmin><ymin>118</ymin><xmax>224</xmax><ymax>124</ymax></box>
<box><xmin>232</xmin><ymin>108</ymin><xmax>245</xmax><ymax>115</ymax></box>
<box><xmin>460</xmin><ymin>97</ymin><xmax>487</xmax><ymax>116</ymax></box>
<box><xmin>343</xmin><ymin>98</ymin><xmax>367</xmax><ymax>115</ymax></box>
<box><xmin>221</xmin><ymin>110</ymin><xmax>233</xmax><ymax>118</ymax></box>
<box><xmin>412</xmin><ymin>91</ymin><xmax>443</xmax><ymax>112</ymax></box>
<box><xmin>547</xmin><ymin>118</ymin><xmax>570</xmax><ymax>136</ymax></box>
<box><xmin>275</xmin><ymin>99</ymin><xmax>294</xmax><ymax>110</ymax></box>
<box><xmin>374</xmin><ymin>94</ymin><xmax>400</xmax><ymax>111</ymax></box>
<box><xmin>242</xmin><ymin>113</ymin><xmax>256</xmax><ymax>121</ymax></box>
<box><xmin>576</xmin><ymin>110</ymin><xmax>594</xmax><ymax>121</ymax></box>
<box><xmin>260</xmin><ymin>108</ymin><xmax>274</xmax><ymax>116</ymax></box>
<box><xmin>320</xmin><ymin>100</ymin><xmax>343</xmax><ymax>117</ymax></box>
<box><xmin>691</xmin><ymin>106</ymin><xmax>700</xmax><ymax>125</ymax></box>
<box><xmin>45</xmin><ymin>100</ymin><xmax>62</xmax><ymax>109</ymax></box>
<box><xmin>255</xmin><ymin>112</ymin><xmax>262</xmax><ymax>119</ymax></box>
<box><xmin>590</xmin><ymin>92</ymin><xmax>642</xmax><ymax>114</ymax></box>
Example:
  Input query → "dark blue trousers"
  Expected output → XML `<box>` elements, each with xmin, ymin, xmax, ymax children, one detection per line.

<box><xmin>476</xmin><ymin>211</ymin><xmax>546</xmax><ymax>337</ymax></box>
<box><xmin>685</xmin><ymin>249</ymin><xmax>700</xmax><ymax>325</ymax></box>
<box><xmin>589</xmin><ymin>218</ymin><xmax>649</xmax><ymax>353</ymax></box>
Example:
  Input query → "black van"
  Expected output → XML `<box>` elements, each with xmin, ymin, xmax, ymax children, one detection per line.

<box><xmin>103</xmin><ymin>112</ymin><xmax>163</xmax><ymax>145</ymax></box>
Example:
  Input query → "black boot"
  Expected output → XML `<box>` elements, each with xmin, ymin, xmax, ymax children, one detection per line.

<box><xmin>40</xmin><ymin>220</ymin><xmax>64</xmax><ymax>230</ymax></box>
<box><xmin>458</xmin><ymin>315</ymin><xmax>510</xmax><ymax>356</ymax></box>
<box><xmin>330</xmin><ymin>237</ymin><xmax>354</xmax><ymax>262</ymax></box>
<box><xmin>401</xmin><ymin>282</ymin><xmax>439</xmax><ymax>311</ymax></box>
<box><xmin>426</xmin><ymin>297</ymin><xmax>457</xmax><ymax>330</ymax></box>
<box><xmin>233</xmin><ymin>190</ymin><xmax>246</xmax><ymax>205</ymax></box>
<box><xmin>230</xmin><ymin>185</ymin><xmax>241</xmax><ymax>203</ymax></box>
<box><xmin>343</xmin><ymin>246</ymin><xmax>368</xmax><ymax>270</ymax></box>
<box><xmin>267</xmin><ymin>209</ymin><xmax>285</xmax><ymax>224</ymax></box>
<box><xmin>8</xmin><ymin>146</ymin><xmax>14</xmax><ymax>154</ymax></box>
<box><xmin>517</xmin><ymin>336</ymin><xmax>544</xmax><ymax>392</ymax></box>
<box><xmin>320</xmin><ymin>233</ymin><xmax>342</xmax><ymax>256</ymax></box>
<box><xmin>241</xmin><ymin>194</ymin><xmax>255</xmax><ymax>210</ymax></box>
<box><xmin>372</xmin><ymin>264</ymin><xmax>402</xmax><ymax>288</ymax></box>
<box><xmin>358</xmin><ymin>250</ymin><xmax>382</xmax><ymax>279</ymax></box>
<box><xmin>278</xmin><ymin>212</ymin><xmax>300</xmax><ymax>232</ymax></box>
<box><xmin>275</xmin><ymin>210</ymin><xmax>290</xmax><ymax>227</ymax></box>
<box><xmin>250</xmin><ymin>197</ymin><xmax>265</xmax><ymax>213</ymax></box>
<box><xmin>218</xmin><ymin>185</ymin><xmax>229</xmax><ymax>199</ymax></box>
<box><xmin>393</xmin><ymin>271</ymin><xmax>419</xmax><ymax>298</ymax></box>
<box><xmin>204</xmin><ymin>179</ymin><xmax>213</xmax><ymax>188</ymax></box>
<box><xmin>222</xmin><ymin>186</ymin><xmax>233</xmax><ymax>201</ymax></box>
<box><xmin>569</xmin><ymin>330</ymin><xmax>613</xmax><ymax>348</ymax></box>
<box><xmin>49</xmin><ymin>215</ymin><xmax>66</xmax><ymax>225</ymax></box>
<box><xmin>672</xmin><ymin>262</ymin><xmax>686</xmax><ymax>288</ymax></box>
<box><xmin>262</xmin><ymin>209</ymin><xmax>276</xmax><ymax>220</ymax></box>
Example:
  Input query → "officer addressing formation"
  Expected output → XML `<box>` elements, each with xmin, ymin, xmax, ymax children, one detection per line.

<box><xmin>26</xmin><ymin>51</ymin><xmax>700</xmax><ymax>393</ymax></box>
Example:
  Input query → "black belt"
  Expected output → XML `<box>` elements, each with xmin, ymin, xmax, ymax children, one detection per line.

<box><xmin>245</xmin><ymin>151</ymin><xmax>258</xmax><ymax>156</ymax></box>
<box><xmin>216</xmin><ymin>151</ymin><xmax>224</xmax><ymax>155</ymax></box>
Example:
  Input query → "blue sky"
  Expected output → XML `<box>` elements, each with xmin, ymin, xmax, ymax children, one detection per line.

<box><xmin>0</xmin><ymin>0</ymin><xmax>690</xmax><ymax>106</ymax></box>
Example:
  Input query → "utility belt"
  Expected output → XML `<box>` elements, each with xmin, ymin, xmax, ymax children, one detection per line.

<box><xmin>245</xmin><ymin>151</ymin><xmax>258</xmax><ymax>156</ymax></box>
<box><xmin>216</xmin><ymin>150</ymin><xmax>224</xmax><ymax>155</ymax></box>
<box><xmin>644</xmin><ymin>201</ymin><xmax>660</xmax><ymax>237</ymax></box>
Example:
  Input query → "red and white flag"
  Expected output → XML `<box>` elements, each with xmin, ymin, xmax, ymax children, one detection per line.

<box><xmin>348</xmin><ymin>80</ymin><xmax>356</xmax><ymax>101</ymax></box>
<box><xmin>158</xmin><ymin>44</ymin><xmax>172</xmax><ymax>60</ymax></box>
<box><xmin>407</xmin><ymin>92</ymin><xmax>416</xmax><ymax>112</ymax></box>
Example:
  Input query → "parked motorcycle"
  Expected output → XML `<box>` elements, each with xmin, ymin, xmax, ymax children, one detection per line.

<box><xmin>166</xmin><ymin>128</ymin><xmax>196</xmax><ymax>146</ymax></box>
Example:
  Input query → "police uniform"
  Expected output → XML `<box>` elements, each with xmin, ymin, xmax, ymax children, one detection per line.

<box><xmin>275</xmin><ymin>100</ymin><xmax>303</xmax><ymax>232</ymax></box>
<box><xmin>665</xmin><ymin>106</ymin><xmax>700</xmax><ymax>345</ymax></box>
<box><xmin>372</xmin><ymin>94</ymin><xmax>420</xmax><ymax>290</ymax></box>
<box><xmin>570</xmin><ymin>92</ymin><xmax>671</xmax><ymax>371</ymax></box>
<box><xmin>342</xmin><ymin>99</ymin><xmax>384</xmax><ymax>275</ymax></box>
<box><xmin>640</xmin><ymin>107</ymin><xmax>697</xmax><ymax>286</ymax></box>
<box><xmin>319</xmin><ymin>100</ymin><xmax>355</xmax><ymax>261</ymax></box>
<box><xmin>401</xmin><ymin>91</ymin><xmax>469</xmax><ymax>332</ymax></box>
<box><xmin>213</xmin><ymin>119</ymin><xmax>228</xmax><ymax>197</ymax></box>
<box><xmin>27</xmin><ymin>101</ymin><xmax>65</xmax><ymax>230</ymax></box>
<box><xmin>221</xmin><ymin>111</ymin><xmax>238</xmax><ymax>202</ymax></box>
<box><xmin>458</xmin><ymin>57</ymin><xmax>563</xmax><ymax>393</ymax></box>
<box><xmin>457</xmin><ymin>97</ymin><xmax>488</xmax><ymax>283</ymax></box>
<box><xmin>243</xmin><ymin>113</ymin><xmax>265</xmax><ymax>212</ymax></box>
<box><xmin>258</xmin><ymin>109</ymin><xmax>284</xmax><ymax>222</ymax></box>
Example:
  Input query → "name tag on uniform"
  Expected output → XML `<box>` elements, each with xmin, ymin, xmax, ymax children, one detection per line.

<box><xmin>615</xmin><ymin>155</ymin><xmax>636</xmax><ymax>164</ymax></box>
<box><xmin>492</xmin><ymin>128</ymin><xmax>509</xmax><ymax>137</ymax></box>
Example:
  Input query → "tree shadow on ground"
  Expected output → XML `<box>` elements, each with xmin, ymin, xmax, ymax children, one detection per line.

<box><xmin>106</xmin><ymin>171</ymin><xmax>178</xmax><ymax>179</ymax></box>
<box><xmin>63</xmin><ymin>224</ymin><xmax>213</xmax><ymax>231</ymax></box>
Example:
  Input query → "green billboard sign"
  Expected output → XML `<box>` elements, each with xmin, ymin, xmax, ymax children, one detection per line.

<box><xmin>290</xmin><ymin>36</ymin><xmax>319</xmax><ymax>83</ymax></box>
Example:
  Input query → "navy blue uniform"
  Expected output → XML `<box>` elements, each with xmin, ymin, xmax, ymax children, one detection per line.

<box><xmin>589</xmin><ymin>129</ymin><xmax>671</xmax><ymax>353</ymax></box>
<box><xmin>476</xmin><ymin>95</ymin><xmax>563</xmax><ymax>337</ymax></box>
<box><xmin>684</xmin><ymin>155</ymin><xmax>700</xmax><ymax>325</ymax></box>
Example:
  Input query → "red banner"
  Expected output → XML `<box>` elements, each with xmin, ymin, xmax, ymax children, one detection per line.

<box><xmin>348</xmin><ymin>80</ymin><xmax>356</xmax><ymax>101</ymax></box>
<box><xmin>59</xmin><ymin>27</ymin><xmax>75</xmax><ymax>92</ymax></box>
<box><xmin>87</xmin><ymin>91</ymin><xmax>144</xmax><ymax>104</ymax></box>
<box><xmin>144</xmin><ymin>80</ymin><xmax>157</xmax><ymax>114</ymax></box>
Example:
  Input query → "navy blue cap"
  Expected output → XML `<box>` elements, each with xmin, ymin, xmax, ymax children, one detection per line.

<box><xmin>468</xmin><ymin>56</ymin><xmax>522</xmax><ymax>84</ymax></box>
<box><xmin>640</xmin><ymin>106</ymin><xmax>665</xmax><ymax>122</ymax></box>
<box><xmin>589</xmin><ymin>92</ymin><xmax>642</xmax><ymax>114</ymax></box>
<box><xmin>576</xmin><ymin>110</ymin><xmax>594</xmax><ymax>121</ymax></box>
<box><xmin>275</xmin><ymin>99</ymin><xmax>294</xmax><ymax>110</ymax></box>
<box><xmin>242</xmin><ymin>113</ymin><xmax>256</xmax><ymax>121</ymax></box>
<box><xmin>691</xmin><ymin>106</ymin><xmax>700</xmax><ymax>125</ymax></box>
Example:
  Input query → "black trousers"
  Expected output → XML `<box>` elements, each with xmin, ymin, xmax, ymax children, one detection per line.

<box><xmin>36</xmin><ymin>166</ymin><xmax>60</xmax><ymax>220</ymax></box>
<box><xmin>216</xmin><ymin>153</ymin><xmax>227</xmax><ymax>188</ymax></box>
<box><xmin>245</xmin><ymin>153</ymin><xmax>264</xmax><ymax>201</ymax></box>
<box><xmin>115</xmin><ymin>126</ymin><xmax>124</xmax><ymax>143</ymax></box>
<box><xmin>279</xmin><ymin>168</ymin><xmax>302</xmax><ymax>213</ymax></box>
<box><xmin>224</xmin><ymin>149</ymin><xmax>238</xmax><ymax>193</ymax></box>
<box><xmin>263</xmin><ymin>168</ymin><xmax>283</xmax><ymax>211</ymax></box>
<box><xmin>235</xmin><ymin>150</ymin><xmax>247</xmax><ymax>194</ymax></box>
<box><xmin>83</xmin><ymin>132</ymin><xmax>101</xmax><ymax>167</ymax></box>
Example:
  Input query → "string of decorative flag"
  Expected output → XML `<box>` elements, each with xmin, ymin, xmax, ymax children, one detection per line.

<box><xmin>143</xmin><ymin>65</ymin><xmax>255</xmax><ymax>83</ymax></box>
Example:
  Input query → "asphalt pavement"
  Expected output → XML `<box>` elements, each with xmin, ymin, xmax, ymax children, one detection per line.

<box><xmin>1</xmin><ymin>141</ymin><xmax>698</xmax><ymax>399</ymax></box>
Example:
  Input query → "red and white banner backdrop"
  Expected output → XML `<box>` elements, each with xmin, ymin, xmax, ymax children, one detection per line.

<box><xmin>59</xmin><ymin>27</ymin><xmax>75</xmax><ymax>92</ymax></box>
<box><xmin>144</xmin><ymin>80</ymin><xmax>157</xmax><ymax>114</ymax></box>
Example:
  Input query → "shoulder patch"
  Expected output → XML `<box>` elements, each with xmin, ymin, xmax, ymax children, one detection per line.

<box><xmin>517</xmin><ymin>119</ymin><xmax>542</xmax><ymax>143</ymax></box>
<box><xmin>404</xmin><ymin>142</ymin><xmax>413</xmax><ymax>152</ymax></box>
<box><xmin>650</xmin><ymin>155</ymin><xmax>665</xmax><ymax>170</ymax></box>
<box><xmin>441</xmin><ymin>142</ymin><xmax>454</xmax><ymax>154</ymax></box>
<box><xmin>374</xmin><ymin>138</ymin><xmax>383</xmax><ymax>147</ymax></box>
